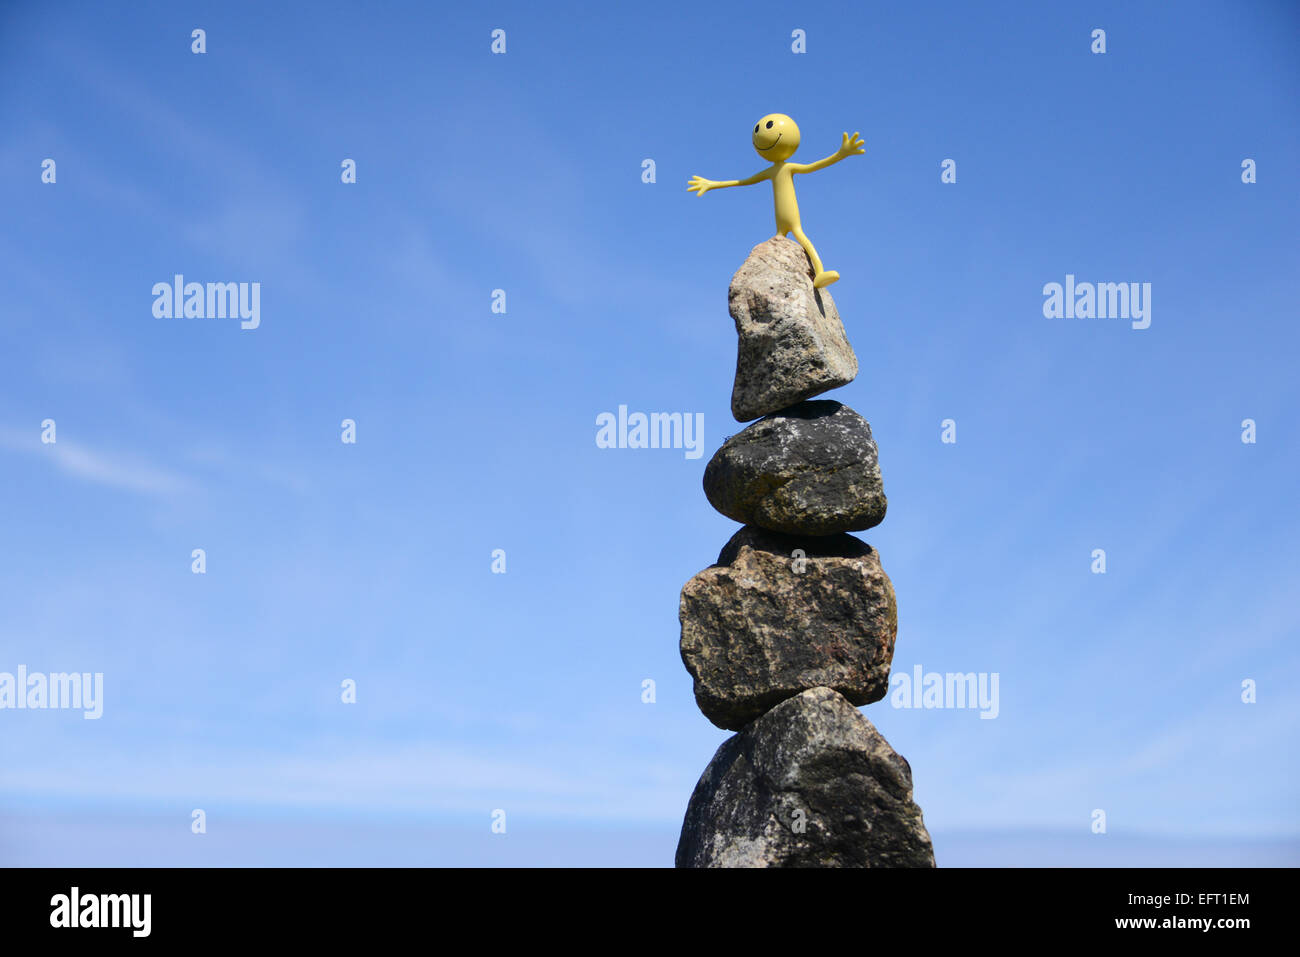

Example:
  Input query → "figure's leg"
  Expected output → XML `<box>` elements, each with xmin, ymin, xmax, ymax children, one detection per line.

<box><xmin>791</xmin><ymin>225</ymin><xmax>839</xmax><ymax>288</ymax></box>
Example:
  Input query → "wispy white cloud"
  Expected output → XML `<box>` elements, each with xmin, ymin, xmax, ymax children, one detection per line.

<box><xmin>182</xmin><ymin>441</ymin><xmax>312</xmax><ymax>496</ymax></box>
<box><xmin>0</xmin><ymin>428</ymin><xmax>193</xmax><ymax>496</ymax></box>
<box><xmin>1</xmin><ymin>428</ymin><xmax>324</xmax><ymax>500</ymax></box>
<box><xmin>0</xmin><ymin>741</ymin><xmax>686</xmax><ymax>822</ymax></box>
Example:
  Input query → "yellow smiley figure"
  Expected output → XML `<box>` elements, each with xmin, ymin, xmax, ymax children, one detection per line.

<box><xmin>688</xmin><ymin>114</ymin><xmax>864</xmax><ymax>289</ymax></box>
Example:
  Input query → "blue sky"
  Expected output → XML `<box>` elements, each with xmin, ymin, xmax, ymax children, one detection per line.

<box><xmin>1</xmin><ymin>0</ymin><xmax>1297</xmax><ymax>866</ymax></box>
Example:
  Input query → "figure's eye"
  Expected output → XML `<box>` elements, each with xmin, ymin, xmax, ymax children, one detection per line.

<box><xmin>765</xmin><ymin>120</ymin><xmax>774</xmax><ymax>129</ymax></box>
<box><xmin>754</xmin><ymin>124</ymin><xmax>759</xmax><ymax>133</ymax></box>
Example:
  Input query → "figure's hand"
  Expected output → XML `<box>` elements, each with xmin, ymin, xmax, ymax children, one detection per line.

<box><xmin>837</xmin><ymin>131</ymin><xmax>865</xmax><ymax>157</ymax></box>
<box><xmin>687</xmin><ymin>175</ymin><xmax>715</xmax><ymax>196</ymax></box>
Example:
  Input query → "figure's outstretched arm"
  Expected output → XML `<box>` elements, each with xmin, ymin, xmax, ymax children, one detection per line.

<box><xmin>687</xmin><ymin>167</ymin><xmax>774</xmax><ymax>196</ymax></box>
<box><xmin>790</xmin><ymin>131</ymin><xmax>865</xmax><ymax>174</ymax></box>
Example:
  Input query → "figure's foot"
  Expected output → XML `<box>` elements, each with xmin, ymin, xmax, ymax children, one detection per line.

<box><xmin>813</xmin><ymin>270</ymin><xmax>840</xmax><ymax>289</ymax></box>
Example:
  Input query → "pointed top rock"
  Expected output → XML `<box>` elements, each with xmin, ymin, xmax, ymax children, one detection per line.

<box><xmin>729</xmin><ymin>237</ymin><xmax>858</xmax><ymax>422</ymax></box>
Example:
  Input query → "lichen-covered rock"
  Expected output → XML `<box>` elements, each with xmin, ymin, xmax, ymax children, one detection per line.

<box><xmin>704</xmin><ymin>400</ymin><xmax>886</xmax><ymax>536</ymax></box>
<box><xmin>676</xmin><ymin>687</ymin><xmax>935</xmax><ymax>868</ymax></box>
<box><xmin>729</xmin><ymin>237</ymin><xmax>858</xmax><ymax>422</ymax></box>
<box><xmin>679</xmin><ymin>526</ymin><xmax>897</xmax><ymax>730</ymax></box>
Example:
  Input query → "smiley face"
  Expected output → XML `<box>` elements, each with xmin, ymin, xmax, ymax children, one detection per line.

<box><xmin>752</xmin><ymin>113</ymin><xmax>801</xmax><ymax>161</ymax></box>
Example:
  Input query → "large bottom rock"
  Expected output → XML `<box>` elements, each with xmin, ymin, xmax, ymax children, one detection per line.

<box><xmin>679</xmin><ymin>526</ymin><xmax>897</xmax><ymax>730</ymax></box>
<box><xmin>676</xmin><ymin>687</ymin><xmax>935</xmax><ymax>868</ymax></box>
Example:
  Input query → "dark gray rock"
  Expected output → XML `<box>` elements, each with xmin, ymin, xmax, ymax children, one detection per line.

<box><xmin>730</xmin><ymin>236</ymin><xmax>858</xmax><ymax>422</ymax></box>
<box><xmin>703</xmin><ymin>400</ymin><xmax>886</xmax><ymax>536</ymax></box>
<box><xmin>676</xmin><ymin>687</ymin><xmax>935</xmax><ymax>868</ymax></box>
<box><xmin>679</xmin><ymin>525</ymin><xmax>897</xmax><ymax>730</ymax></box>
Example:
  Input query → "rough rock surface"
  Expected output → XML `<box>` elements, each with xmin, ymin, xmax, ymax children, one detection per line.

<box><xmin>704</xmin><ymin>400</ymin><xmax>886</xmax><ymax>536</ymax></box>
<box><xmin>675</xmin><ymin>687</ymin><xmax>935</xmax><ymax>868</ymax></box>
<box><xmin>679</xmin><ymin>525</ymin><xmax>897</xmax><ymax>730</ymax></box>
<box><xmin>729</xmin><ymin>237</ymin><xmax>858</xmax><ymax>422</ymax></box>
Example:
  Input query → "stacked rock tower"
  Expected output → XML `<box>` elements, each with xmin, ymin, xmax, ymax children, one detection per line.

<box><xmin>675</xmin><ymin>237</ymin><xmax>935</xmax><ymax>868</ymax></box>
